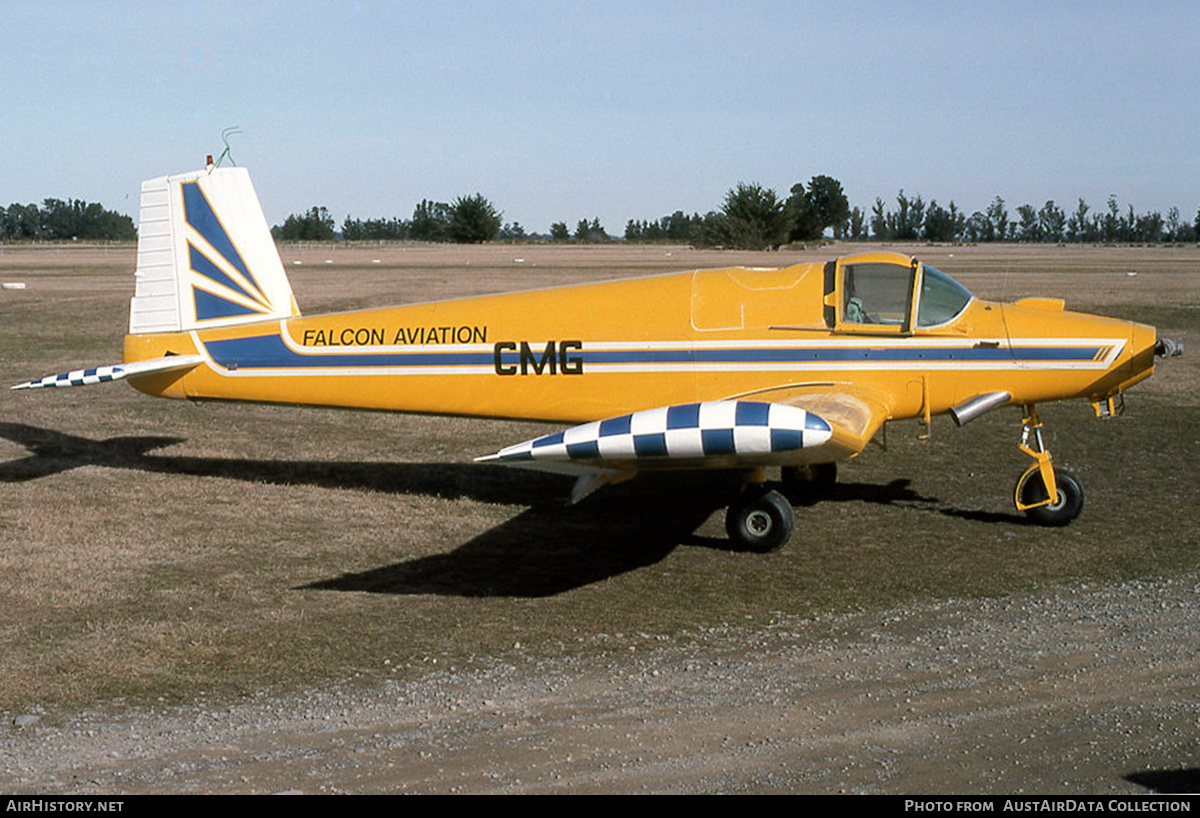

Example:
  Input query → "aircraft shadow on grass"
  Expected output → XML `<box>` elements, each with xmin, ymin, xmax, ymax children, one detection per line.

<box><xmin>0</xmin><ymin>421</ymin><xmax>560</xmax><ymax>504</ymax></box>
<box><xmin>1125</xmin><ymin>767</ymin><xmax>1200</xmax><ymax>794</ymax></box>
<box><xmin>0</xmin><ymin>422</ymin><xmax>1030</xmax><ymax>596</ymax></box>
<box><xmin>302</xmin><ymin>474</ymin><xmax>1033</xmax><ymax>597</ymax></box>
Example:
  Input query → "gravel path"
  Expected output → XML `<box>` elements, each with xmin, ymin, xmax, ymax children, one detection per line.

<box><xmin>3</xmin><ymin>575</ymin><xmax>1198</xmax><ymax>794</ymax></box>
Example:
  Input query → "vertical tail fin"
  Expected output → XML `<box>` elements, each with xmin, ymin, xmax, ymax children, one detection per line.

<box><xmin>129</xmin><ymin>167</ymin><xmax>300</xmax><ymax>334</ymax></box>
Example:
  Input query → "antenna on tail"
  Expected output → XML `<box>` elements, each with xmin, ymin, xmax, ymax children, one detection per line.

<box><xmin>212</xmin><ymin>126</ymin><xmax>243</xmax><ymax>169</ymax></box>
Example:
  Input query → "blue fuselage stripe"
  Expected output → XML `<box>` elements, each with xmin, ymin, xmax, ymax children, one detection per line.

<box><xmin>202</xmin><ymin>334</ymin><xmax>1106</xmax><ymax>371</ymax></box>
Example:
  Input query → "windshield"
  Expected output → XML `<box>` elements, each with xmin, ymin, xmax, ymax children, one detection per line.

<box><xmin>916</xmin><ymin>265</ymin><xmax>973</xmax><ymax>327</ymax></box>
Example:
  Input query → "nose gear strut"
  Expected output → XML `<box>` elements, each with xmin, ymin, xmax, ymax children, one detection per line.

<box><xmin>1013</xmin><ymin>405</ymin><xmax>1084</xmax><ymax>526</ymax></box>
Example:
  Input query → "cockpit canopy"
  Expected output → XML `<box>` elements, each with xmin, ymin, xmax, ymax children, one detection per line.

<box><xmin>834</xmin><ymin>253</ymin><xmax>974</xmax><ymax>334</ymax></box>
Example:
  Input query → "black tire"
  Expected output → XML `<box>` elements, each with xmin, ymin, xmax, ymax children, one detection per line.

<box><xmin>725</xmin><ymin>489</ymin><xmax>795</xmax><ymax>552</ymax></box>
<box><xmin>1018</xmin><ymin>466</ymin><xmax>1085</xmax><ymax>526</ymax></box>
<box><xmin>781</xmin><ymin>462</ymin><xmax>837</xmax><ymax>494</ymax></box>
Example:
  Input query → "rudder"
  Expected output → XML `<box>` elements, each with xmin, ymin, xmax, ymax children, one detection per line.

<box><xmin>129</xmin><ymin>167</ymin><xmax>300</xmax><ymax>334</ymax></box>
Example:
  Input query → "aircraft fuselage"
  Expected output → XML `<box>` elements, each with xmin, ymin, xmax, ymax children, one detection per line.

<box><xmin>123</xmin><ymin>255</ymin><xmax>1157</xmax><ymax>429</ymax></box>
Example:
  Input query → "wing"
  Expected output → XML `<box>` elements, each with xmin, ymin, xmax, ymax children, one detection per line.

<box><xmin>11</xmin><ymin>355</ymin><xmax>205</xmax><ymax>391</ymax></box>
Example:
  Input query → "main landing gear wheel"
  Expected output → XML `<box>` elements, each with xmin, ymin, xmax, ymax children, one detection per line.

<box><xmin>1016</xmin><ymin>466</ymin><xmax>1085</xmax><ymax>527</ymax></box>
<box><xmin>725</xmin><ymin>488</ymin><xmax>795</xmax><ymax>553</ymax></box>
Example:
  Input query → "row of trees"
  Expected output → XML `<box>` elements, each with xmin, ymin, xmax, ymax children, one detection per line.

<box><xmin>857</xmin><ymin>193</ymin><xmax>1200</xmax><ymax>244</ymax></box>
<box><xmin>621</xmin><ymin>176</ymin><xmax>850</xmax><ymax>250</ymax></box>
<box><xmin>550</xmin><ymin>218</ymin><xmax>610</xmax><ymax>243</ymax></box>
<box><xmin>622</xmin><ymin>180</ymin><xmax>1200</xmax><ymax>248</ymax></box>
<box><xmin>272</xmin><ymin>176</ymin><xmax>1200</xmax><ymax>249</ymax></box>
<box><xmin>6</xmin><ymin>180</ymin><xmax>1197</xmax><ymax>249</ymax></box>
<box><xmin>276</xmin><ymin>194</ymin><xmax>507</xmax><ymax>243</ymax></box>
<box><xmin>0</xmin><ymin>198</ymin><xmax>136</xmax><ymax>241</ymax></box>
<box><xmin>274</xmin><ymin>176</ymin><xmax>849</xmax><ymax>249</ymax></box>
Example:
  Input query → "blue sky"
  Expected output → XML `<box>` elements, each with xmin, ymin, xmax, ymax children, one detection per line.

<box><xmin>2</xmin><ymin>0</ymin><xmax>1197</xmax><ymax>233</ymax></box>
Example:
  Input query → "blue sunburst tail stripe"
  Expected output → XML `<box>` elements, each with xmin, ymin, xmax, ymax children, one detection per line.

<box><xmin>181</xmin><ymin>181</ymin><xmax>268</xmax><ymax>303</ymax></box>
<box><xmin>188</xmin><ymin>243</ymin><xmax>264</xmax><ymax>307</ymax></box>
<box><xmin>194</xmin><ymin>288</ymin><xmax>268</xmax><ymax>322</ymax></box>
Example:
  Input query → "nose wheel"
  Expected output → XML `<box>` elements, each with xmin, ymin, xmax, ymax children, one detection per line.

<box><xmin>1016</xmin><ymin>465</ymin><xmax>1084</xmax><ymax>526</ymax></box>
<box><xmin>1013</xmin><ymin>406</ymin><xmax>1085</xmax><ymax>526</ymax></box>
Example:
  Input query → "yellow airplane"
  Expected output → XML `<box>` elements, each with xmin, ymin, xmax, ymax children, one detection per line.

<box><xmin>13</xmin><ymin>165</ymin><xmax>1183</xmax><ymax>551</ymax></box>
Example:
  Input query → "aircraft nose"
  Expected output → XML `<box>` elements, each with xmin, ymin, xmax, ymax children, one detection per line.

<box><xmin>1122</xmin><ymin>321</ymin><xmax>1158</xmax><ymax>389</ymax></box>
<box><xmin>1132</xmin><ymin>322</ymin><xmax>1156</xmax><ymax>358</ymax></box>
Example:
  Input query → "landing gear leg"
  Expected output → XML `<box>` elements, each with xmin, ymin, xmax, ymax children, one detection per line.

<box><xmin>725</xmin><ymin>468</ymin><xmax>795</xmax><ymax>552</ymax></box>
<box><xmin>1013</xmin><ymin>405</ymin><xmax>1084</xmax><ymax>526</ymax></box>
<box><xmin>781</xmin><ymin>462</ymin><xmax>837</xmax><ymax>495</ymax></box>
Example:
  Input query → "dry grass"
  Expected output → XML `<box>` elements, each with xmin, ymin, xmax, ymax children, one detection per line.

<box><xmin>1</xmin><ymin>241</ymin><xmax>1197</xmax><ymax>712</ymax></box>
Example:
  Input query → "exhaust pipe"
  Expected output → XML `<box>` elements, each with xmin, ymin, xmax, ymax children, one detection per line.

<box><xmin>950</xmin><ymin>391</ymin><xmax>1011</xmax><ymax>427</ymax></box>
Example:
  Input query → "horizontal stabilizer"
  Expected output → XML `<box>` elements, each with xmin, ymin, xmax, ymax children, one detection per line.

<box><xmin>11</xmin><ymin>355</ymin><xmax>204</xmax><ymax>391</ymax></box>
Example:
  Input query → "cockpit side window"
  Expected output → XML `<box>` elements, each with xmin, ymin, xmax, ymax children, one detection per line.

<box><xmin>916</xmin><ymin>265</ymin><xmax>973</xmax><ymax>328</ymax></box>
<box><xmin>842</xmin><ymin>262</ymin><xmax>914</xmax><ymax>328</ymax></box>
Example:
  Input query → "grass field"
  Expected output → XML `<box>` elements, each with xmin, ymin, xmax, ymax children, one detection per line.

<box><xmin>1</xmin><ymin>242</ymin><xmax>1197</xmax><ymax>713</ymax></box>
